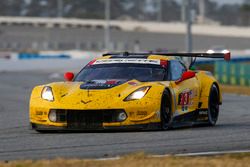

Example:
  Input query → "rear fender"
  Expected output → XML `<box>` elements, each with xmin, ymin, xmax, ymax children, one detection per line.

<box><xmin>196</xmin><ymin>71</ymin><xmax>222</xmax><ymax>109</ymax></box>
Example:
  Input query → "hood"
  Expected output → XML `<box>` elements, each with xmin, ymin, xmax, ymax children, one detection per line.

<box><xmin>47</xmin><ymin>80</ymin><xmax>143</xmax><ymax>103</ymax></box>
<box><xmin>39</xmin><ymin>80</ymin><xmax>169</xmax><ymax>109</ymax></box>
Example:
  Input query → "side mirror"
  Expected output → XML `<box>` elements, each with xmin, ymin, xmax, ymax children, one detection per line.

<box><xmin>64</xmin><ymin>72</ymin><xmax>74</xmax><ymax>81</ymax></box>
<box><xmin>176</xmin><ymin>71</ymin><xmax>196</xmax><ymax>84</ymax></box>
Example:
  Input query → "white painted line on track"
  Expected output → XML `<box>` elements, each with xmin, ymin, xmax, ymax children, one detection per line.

<box><xmin>223</xmin><ymin>93</ymin><xmax>250</xmax><ymax>97</ymax></box>
<box><xmin>95</xmin><ymin>150</ymin><xmax>250</xmax><ymax>161</ymax></box>
<box><xmin>95</xmin><ymin>157</ymin><xmax>121</xmax><ymax>161</ymax></box>
<box><xmin>175</xmin><ymin>150</ymin><xmax>250</xmax><ymax>157</ymax></box>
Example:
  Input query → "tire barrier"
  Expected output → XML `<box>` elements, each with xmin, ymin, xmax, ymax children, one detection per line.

<box><xmin>215</xmin><ymin>61</ymin><xmax>250</xmax><ymax>86</ymax></box>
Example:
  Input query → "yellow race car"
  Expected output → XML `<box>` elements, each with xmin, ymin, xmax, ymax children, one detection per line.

<box><xmin>30</xmin><ymin>52</ymin><xmax>230</xmax><ymax>132</ymax></box>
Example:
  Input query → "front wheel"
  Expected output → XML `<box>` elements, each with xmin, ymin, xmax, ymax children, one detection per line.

<box><xmin>207</xmin><ymin>84</ymin><xmax>220</xmax><ymax>126</ymax></box>
<box><xmin>160</xmin><ymin>91</ymin><xmax>172</xmax><ymax>130</ymax></box>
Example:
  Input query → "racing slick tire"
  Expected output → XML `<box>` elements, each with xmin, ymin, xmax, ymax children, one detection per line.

<box><xmin>207</xmin><ymin>84</ymin><xmax>220</xmax><ymax>126</ymax></box>
<box><xmin>160</xmin><ymin>90</ymin><xmax>172</xmax><ymax>130</ymax></box>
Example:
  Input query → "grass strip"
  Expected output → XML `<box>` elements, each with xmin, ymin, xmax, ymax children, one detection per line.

<box><xmin>1</xmin><ymin>152</ymin><xmax>250</xmax><ymax>167</ymax></box>
<box><xmin>221</xmin><ymin>85</ymin><xmax>250</xmax><ymax>95</ymax></box>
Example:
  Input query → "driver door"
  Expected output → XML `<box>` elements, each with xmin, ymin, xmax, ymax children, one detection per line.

<box><xmin>169</xmin><ymin>60</ymin><xmax>200</xmax><ymax>118</ymax></box>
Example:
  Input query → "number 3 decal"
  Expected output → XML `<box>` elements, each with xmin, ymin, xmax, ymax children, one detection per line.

<box><xmin>178</xmin><ymin>91</ymin><xmax>191</xmax><ymax>106</ymax></box>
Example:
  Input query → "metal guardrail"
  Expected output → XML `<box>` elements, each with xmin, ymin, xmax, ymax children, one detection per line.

<box><xmin>215</xmin><ymin>61</ymin><xmax>250</xmax><ymax>86</ymax></box>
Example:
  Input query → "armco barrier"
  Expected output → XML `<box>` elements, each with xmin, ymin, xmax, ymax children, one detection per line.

<box><xmin>215</xmin><ymin>61</ymin><xmax>250</xmax><ymax>86</ymax></box>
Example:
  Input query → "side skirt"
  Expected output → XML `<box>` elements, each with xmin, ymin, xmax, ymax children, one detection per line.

<box><xmin>172</xmin><ymin>109</ymin><xmax>209</xmax><ymax>128</ymax></box>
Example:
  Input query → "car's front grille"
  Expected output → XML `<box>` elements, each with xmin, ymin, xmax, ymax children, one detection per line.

<box><xmin>49</xmin><ymin>109</ymin><xmax>125</xmax><ymax>129</ymax></box>
<box><xmin>67</xmin><ymin>110</ymin><xmax>103</xmax><ymax>129</ymax></box>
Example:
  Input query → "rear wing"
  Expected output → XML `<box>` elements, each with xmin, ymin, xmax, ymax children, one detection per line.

<box><xmin>102</xmin><ymin>52</ymin><xmax>231</xmax><ymax>69</ymax></box>
<box><xmin>102</xmin><ymin>52</ymin><xmax>231</xmax><ymax>61</ymax></box>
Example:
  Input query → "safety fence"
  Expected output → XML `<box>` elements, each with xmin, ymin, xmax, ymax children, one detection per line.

<box><xmin>215</xmin><ymin>61</ymin><xmax>250</xmax><ymax>86</ymax></box>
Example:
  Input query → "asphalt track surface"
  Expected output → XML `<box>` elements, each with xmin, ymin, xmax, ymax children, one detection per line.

<box><xmin>0</xmin><ymin>71</ymin><xmax>250</xmax><ymax>160</ymax></box>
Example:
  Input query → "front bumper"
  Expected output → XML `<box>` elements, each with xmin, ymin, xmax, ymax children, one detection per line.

<box><xmin>30</xmin><ymin>108</ymin><xmax>162</xmax><ymax>131</ymax></box>
<box><xmin>31</xmin><ymin>122</ymin><xmax>161</xmax><ymax>131</ymax></box>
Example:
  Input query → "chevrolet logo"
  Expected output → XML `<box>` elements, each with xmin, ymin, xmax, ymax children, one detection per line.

<box><xmin>81</xmin><ymin>100</ymin><xmax>92</xmax><ymax>104</ymax></box>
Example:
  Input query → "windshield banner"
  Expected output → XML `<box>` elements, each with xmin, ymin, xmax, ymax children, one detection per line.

<box><xmin>93</xmin><ymin>59</ymin><xmax>160</xmax><ymax>65</ymax></box>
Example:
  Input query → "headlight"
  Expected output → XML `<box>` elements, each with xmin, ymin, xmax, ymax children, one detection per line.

<box><xmin>41</xmin><ymin>86</ymin><xmax>54</xmax><ymax>101</ymax></box>
<box><xmin>124</xmin><ymin>86</ymin><xmax>151</xmax><ymax>101</ymax></box>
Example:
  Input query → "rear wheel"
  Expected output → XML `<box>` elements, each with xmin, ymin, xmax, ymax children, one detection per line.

<box><xmin>160</xmin><ymin>91</ymin><xmax>172</xmax><ymax>130</ymax></box>
<box><xmin>207</xmin><ymin>84</ymin><xmax>220</xmax><ymax>126</ymax></box>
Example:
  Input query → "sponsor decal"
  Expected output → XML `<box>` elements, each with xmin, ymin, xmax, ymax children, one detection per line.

<box><xmin>197</xmin><ymin>109</ymin><xmax>209</xmax><ymax>121</ymax></box>
<box><xmin>179</xmin><ymin>91</ymin><xmax>191</xmax><ymax>106</ymax></box>
<box><xmin>36</xmin><ymin>111</ymin><xmax>43</xmax><ymax>115</ymax></box>
<box><xmin>36</xmin><ymin>111</ymin><xmax>47</xmax><ymax>116</ymax></box>
<box><xmin>178</xmin><ymin>89</ymin><xmax>193</xmax><ymax>112</ymax></box>
<box><xmin>80</xmin><ymin>79</ymin><xmax>126</xmax><ymax>89</ymax></box>
<box><xmin>105</xmin><ymin>80</ymin><xmax>118</xmax><ymax>85</ymax></box>
<box><xmin>199</xmin><ymin>110</ymin><xmax>208</xmax><ymax>115</ymax></box>
<box><xmin>128</xmin><ymin>81</ymin><xmax>138</xmax><ymax>86</ymax></box>
<box><xmin>129</xmin><ymin>112</ymin><xmax>135</xmax><ymax>117</ymax></box>
<box><xmin>137</xmin><ymin>111</ymin><xmax>147</xmax><ymax>116</ymax></box>
<box><xmin>86</xmin><ymin>59</ymin><xmax>96</xmax><ymax>66</ymax></box>
<box><xmin>93</xmin><ymin>59</ymin><xmax>160</xmax><ymax>65</ymax></box>
<box><xmin>160</xmin><ymin>60</ymin><xmax>168</xmax><ymax>68</ymax></box>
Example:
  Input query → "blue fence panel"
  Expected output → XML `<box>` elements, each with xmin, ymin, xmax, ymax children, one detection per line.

<box><xmin>215</xmin><ymin>61</ymin><xmax>250</xmax><ymax>86</ymax></box>
<box><xmin>18</xmin><ymin>53</ymin><xmax>71</xmax><ymax>60</ymax></box>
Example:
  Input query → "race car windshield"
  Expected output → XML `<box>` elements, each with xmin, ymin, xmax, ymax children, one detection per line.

<box><xmin>75</xmin><ymin>64</ymin><xmax>166</xmax><ymax>82</ymax></box>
